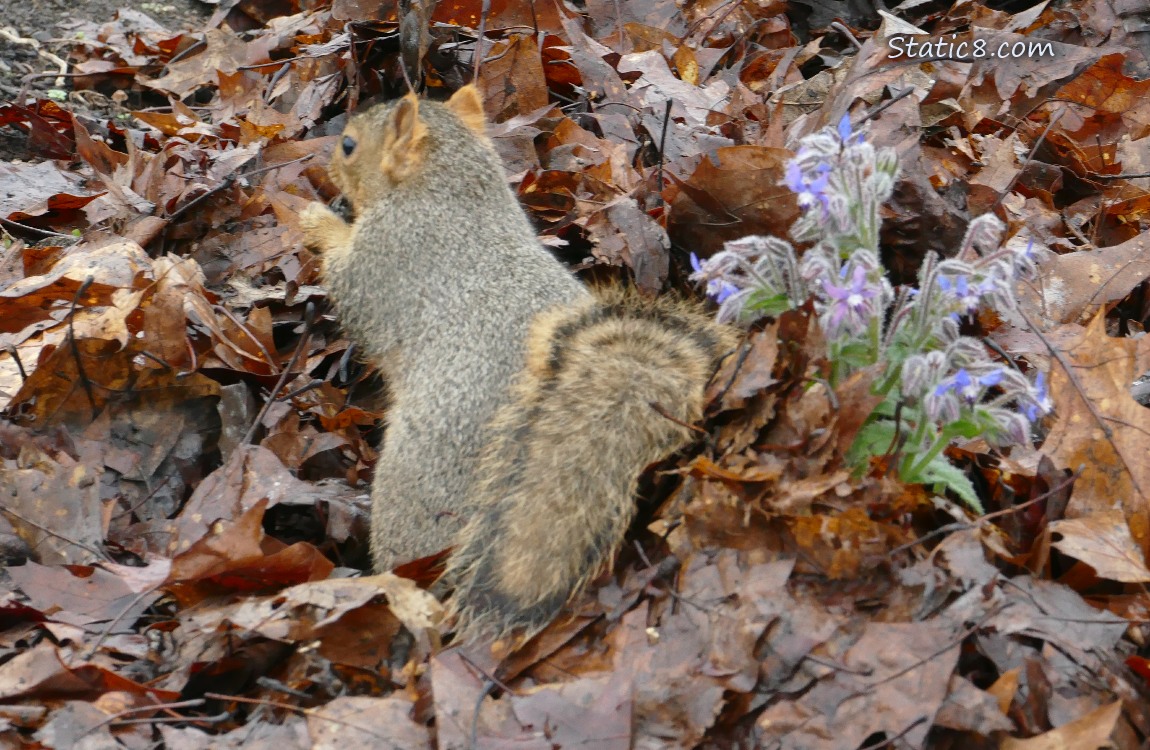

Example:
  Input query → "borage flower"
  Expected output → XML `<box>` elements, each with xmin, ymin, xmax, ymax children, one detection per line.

<box><xmin>936</xmin><ymin>274</ymin><xmax>989</xmax><ymax>315</ymax></box>
<box><xmin>934</xmin><ymin>367</ymin><xmax>1005</xmax><ymax>405</ymax></box>
<box><xmin>821</xmin><ymin>265</ymin><xmax>879</xmax><ymax>337</ymax></box>
<box><xmin>837</xmin><ymin>113</ymin><xmax>865</xmax><ymax>146</ymax></box>
<box><xmin>1020</xmin><ymin>371</ymin><xmax>1053</xmax><ymax>422</ymax></box>
<box><xmin>784</xmin><ymin>160</ymin><xmax>832</xmax><ymax>212</ymax></box>
<box><xmin>689</xmin><ymin>252</ymin><xmax>739</xmax><ymax>303</ymax></box>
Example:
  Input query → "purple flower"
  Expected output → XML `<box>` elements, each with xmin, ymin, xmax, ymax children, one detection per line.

<box><xmin>934</xmin><ymin>367</ymin><xmax>1004</xmax><ymax>405</ymax></box>
<box><xmin>712</xmin><ymin>280</ymin><xmax>738</xmax><ymax>303</ymax></box>
<box><xmin>783</xmin><ymin>161</ymin><xmax>803</xmax><ymax>194</ymax></box>
<box><xmin>937</xmin><ymin>274</ymin><xmax>985</xmax><ymax>314</ymax></box>
<box><xmin>821</xmin><ymin>265</ymin><xmax>878</xmax><ymax>335</ymax></box>
<box><xmin>1007</xmin><ymin>237</ymin><xmax>1038</xmax><ymax>280</ymax></box>
<box><xmin>690</xmin><ymin>252</ymin><xmax>740</xmax><ymax>304</ymax></box>
<box><xmin>1022</xmin><ymin>371</ymin><xmax>1053</xmax><ymax>422</ymax></box>
<box><xmin>836</xmin><ymin>113</ymin><xmax>864</xmax><ymax>145</ymax></box>
<box><xmin>784</xmin><ymin>160</ymin><xmax>832</xmax><ymax>212</ymax></box>
<box><xmin>837</xmin><ymin>114</ymin><xmax>852</xmax><ymax>143</ymax></box>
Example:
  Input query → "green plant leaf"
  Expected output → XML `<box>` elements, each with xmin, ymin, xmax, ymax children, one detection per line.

<box><xmin>914</xmin><ymin>454</ymin><xmax>983</xmax><ymax>514</ymax></box>
<box><xmin>846</xmin><ymin>418</ymin><xmax>899</xmax><ymax>468</ymax></box>
<box><xmin>744</xmin><ymin>290</ymin><xmax>794</xmax><ymax>317</ymax></box>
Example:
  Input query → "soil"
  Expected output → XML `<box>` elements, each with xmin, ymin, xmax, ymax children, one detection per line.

<box><xmin>0</xmin><ymin>0</ymin><xmax>210</xmax><ymax>160</ymax></box>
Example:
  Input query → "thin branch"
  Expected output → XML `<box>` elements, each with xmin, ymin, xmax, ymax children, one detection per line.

<box><xmin>992</xmin><ymin>106</ymin><xmax>1064</xmax><ymax>212</ymax></box>
<box><xmin>0</xmin><ymin>216</ymin><xmax>77</xmax><ymax>238</ymax></box>
<box><xmin>242</xmin><ymin>302</ymin><xmax>315</xmax><ymax>446</ymax></box>
<box><xmin>0</xmin><ymin>506</ymin><xmax>109</xmax><ymax>561</ymax></box>
<box><xmin>1016</xmin><ymin>306</ymin><xmax>1144</xmax><ymax>497</ymax></box>
<box><xmin>68</xmin><ymin>276</ymin><xmax>98</xmax><ymax>418</ymax></box>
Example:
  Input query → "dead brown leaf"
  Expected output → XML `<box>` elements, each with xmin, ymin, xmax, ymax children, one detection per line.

<box><xmin>1019</xmin><ymin>233</ymin><xmax>1150</xmax><ymax>325</ymax></box>
<box><xmin>1000</xmin><ymin>699</ymin><xmax>1121</xmax><ymax>750</ymax></box>
<box><xmin>1041</xmin><ymin>311</ymin><xmax>1150</xmax><ymax>548</ymax></box>
<box><xmin>1049</xmin><ymin>509</ymin><xmax>1150</xmax><ymax>583</ymax></box>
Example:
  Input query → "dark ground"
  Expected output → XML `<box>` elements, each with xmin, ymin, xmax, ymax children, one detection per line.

<box><xmin>0</xmin><ymin>0</ymin><xmax>209</xmax><ymax>159</ymax></box>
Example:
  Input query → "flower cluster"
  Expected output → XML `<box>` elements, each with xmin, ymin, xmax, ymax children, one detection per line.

<box><xmin>689</xmin><ymin>115</ymin><xmax>1052</xmax><ymax>512</ymax></box>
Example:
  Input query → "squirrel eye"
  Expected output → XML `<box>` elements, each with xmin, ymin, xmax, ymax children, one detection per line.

<box><xmin>341</xmin><ymin>135</ymin><xmax>357</xmax><ymax>157</ymax></box>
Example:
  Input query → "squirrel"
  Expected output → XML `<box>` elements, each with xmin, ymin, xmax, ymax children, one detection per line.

<box><xmin>300</xmin><ymin>85</ymin><xmax>736</xmax><ymax>641</ymax></box>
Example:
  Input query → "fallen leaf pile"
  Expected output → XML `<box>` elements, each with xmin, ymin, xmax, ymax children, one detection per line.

<box><xmin>2</xmin><ymin>0</ymin><xmax>1150</xmax><ymax>747</ymax></box>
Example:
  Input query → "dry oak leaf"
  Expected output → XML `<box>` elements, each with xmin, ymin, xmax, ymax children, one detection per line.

<box><xmin>145</xmin><ymin>28</ymin><xmax>274</xmax><ymax>99</ymax></box>
<box><xmin>999</xmin><ymin>699</ymin><xmax>1120</xmax><ymax>750</ymax></box>
<box><xmin>1054</xmin><ymin>52</ymin><xmax>1150</xmax><ymax>132</ymax></box>
<box><xmin>1048</xmin><ymin>509</ymin><xmax>1150</xmax><ymax>583</ymax></box>
<box><xmin>1040</xmin><ymin>311</ymin><xmax>1150</xmax><ymax>547</ymax></box>
<box><xmin>0</xmin><ymin>240</ymin><xmax>151</xmax><ymax>336</ymax></box>
<box><xmin>1018</xmin><ymin>233</ymin><xmax>1150</xmax><ymax>325</ymax></box>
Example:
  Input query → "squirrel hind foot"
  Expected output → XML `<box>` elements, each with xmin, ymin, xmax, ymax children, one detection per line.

<box><xmin>448</xmin><ymin>575</ymin><xmax>571</xmax><ymax>644</ymax></box>
<box><xmin>446</xmin><ymin>550</ymin><xmax>576</xmax><ymax>643</ymax></box>
<box><xmin>446</xmin><ymin>498</ymin><xmax>617</xmax><ymax>642</ymax></box>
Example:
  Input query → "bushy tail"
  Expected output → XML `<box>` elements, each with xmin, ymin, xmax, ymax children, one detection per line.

<box><xmin>445</xmin><ymin>289</ymin><xmax>735</xmax><ymax>641</ymax></box>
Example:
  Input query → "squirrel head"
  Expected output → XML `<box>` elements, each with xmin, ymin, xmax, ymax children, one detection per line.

<box><xmin>328</xmin><ymin>84</ymin><xmax>493</xmax><ymax>209</ymax></box>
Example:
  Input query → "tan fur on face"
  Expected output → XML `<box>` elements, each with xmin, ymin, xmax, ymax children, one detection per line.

<box><xmin>327</xmin><ymin>93</ymin><xmax>429</xmax><ymax>209</ymax></box>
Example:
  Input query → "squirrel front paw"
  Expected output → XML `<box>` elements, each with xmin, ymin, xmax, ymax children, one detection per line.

<box><xmin>300</xmin><ymin>202</ymin><xmax>351</xmax><ymax>255</ymax></box>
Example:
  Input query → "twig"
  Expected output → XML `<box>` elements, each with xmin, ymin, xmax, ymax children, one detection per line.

<box><xmin>0</xmin><ymin>506</ymin><xmax>109</xmax><ymax>561</ymax></box>
<box><xmin>68</xmin><ymin>276</ymin><xmax>98</xmax><ymax>418</ymax></box>
<box><xmin>649</xmin><ymin>401</ymin><xmax>708</xmax><ymax>435</ymax></box>
<box><xmin>277</xmin><ymin>378</ymin><xmax>325</xmax><ymax>401</ymax></box>
<box><xmin>1016</xmin><ymin>305</ymin><xmax>1145</xmax><ymax>495</ymax></box>
<box><xmin>165</xmin><ymin>175</ymin><xmax>236</xmax><ymax>222</ymax></box>
<box><xmin>112</xmin><ymin>712</ymin><xmax>230</xmax><ymax>727</ymax></box>
<box><xmin>1092</xmin><ymin>171</ymin><xmax>1150</xmax><ymax>180</ymax></box>
<box><xmin>473</xmin><ymin>0</ymin><xmax>491</xmax><ymax>82</ymax></box>
<box><xmin>887</xmin><ymin>468</ymin><xmax>1081</xmax><ymax>559</ymax></box>
<box><xmin>803</xmin><ymin>653</ymin><xmax>873</xmax><ymax>676</ymax></box>
<box><xmin>1079</xmin><ymin>249</ymin><xmax>1150</xmax><ymax>315</ymax></box>
<box><xmin>79</xmin><ymin>585</ymin><xmax>160</xmax><ymax>661</ymax></box>
<box><xmin>829</xmin><ymin>21</ymin><xmax>862</xmax><ymax>51</ymax></box>
<box><xmin>992</xmin><ymin>106</ymin><xmax>1064</xmax><ymax>211</ymax></box>
<box><xmin>156</xmin><ymin>37</ymin><xmax>205</xmax><ymax>79</ymax></box>
<box><xmin>241</xmin><ymin>302</ymin><xmax>315</xmax><ymax>446</ymax></box>
<box><xmin>457</xmin><ymin>650</ymin><xmax>513</xmax><ymax>750</ymax></box>
<box><xmin>709</xmin><ymin>333</ymin><xmax>754</xmax><ymax>407</ymax></box>
<box><xmin>1</xmin><ymin>25</ymin><xmax>68</xmax><ymax>88</ymax></box>
<box><xmin>0</xmin><ymin>216</ymin><xmax>77</xmax><ymax>238</ymax></box>
<box><xmin>111</xmin><ymin>473</ymin><xmax>178</xmax><ymax>521</ymax></box>
<box><xmin>166</xmin><ymin>154</ymin><xmax>313</xmax><ymax>225</ymax></box>
<box><xmin>857</xmin><ymin>86</ymin><xmax>915</xmax><ymax>126</ymax></box>
<box><xmin>202</xmin><ymin>693</ymin><xmax>406</xmax><ymax>746</ymax></box>
<box><xmin>702</xmin><ymin>0</ymin><xmax>746</xmax><ymax>43</ymax></box>
<box><xmin>839</xmin><ymin>611</ymin><xmax>997</xmax><ymax>704</ymax></box>
<box><xmin>6</xmin><ymin>344</ymin><xmax>27</xmax><ymax>380</ymax></box>
<box><xmin>657</xmin><ymin>99</ymin><xmax>672</xmax><ymax>196</ymax></box>
<box><xmin>78</xmin><ymin>699</ymin><xmax>209</xmax><ymax>739</ymax></box>
<box><xmin>212</xmin><ymin>304</ymin><xmax>277</xmax><ymax>369</ymax></box>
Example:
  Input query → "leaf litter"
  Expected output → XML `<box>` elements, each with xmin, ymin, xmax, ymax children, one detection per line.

<box><xmin>2</xmin><ymin>0</ymin><xmax>1150</xmax><ymax>747</ymax></box>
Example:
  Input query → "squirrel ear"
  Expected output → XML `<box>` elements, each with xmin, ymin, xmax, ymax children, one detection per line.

<box><xmin>445</xmin><ymin>84</ymin><xmax>488</xmax><ymax>138</ymax></box>
<box><xmin>382</xmin><ymin>93</ymin><xmax>429</xmax><ymax>180</ymax></box>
